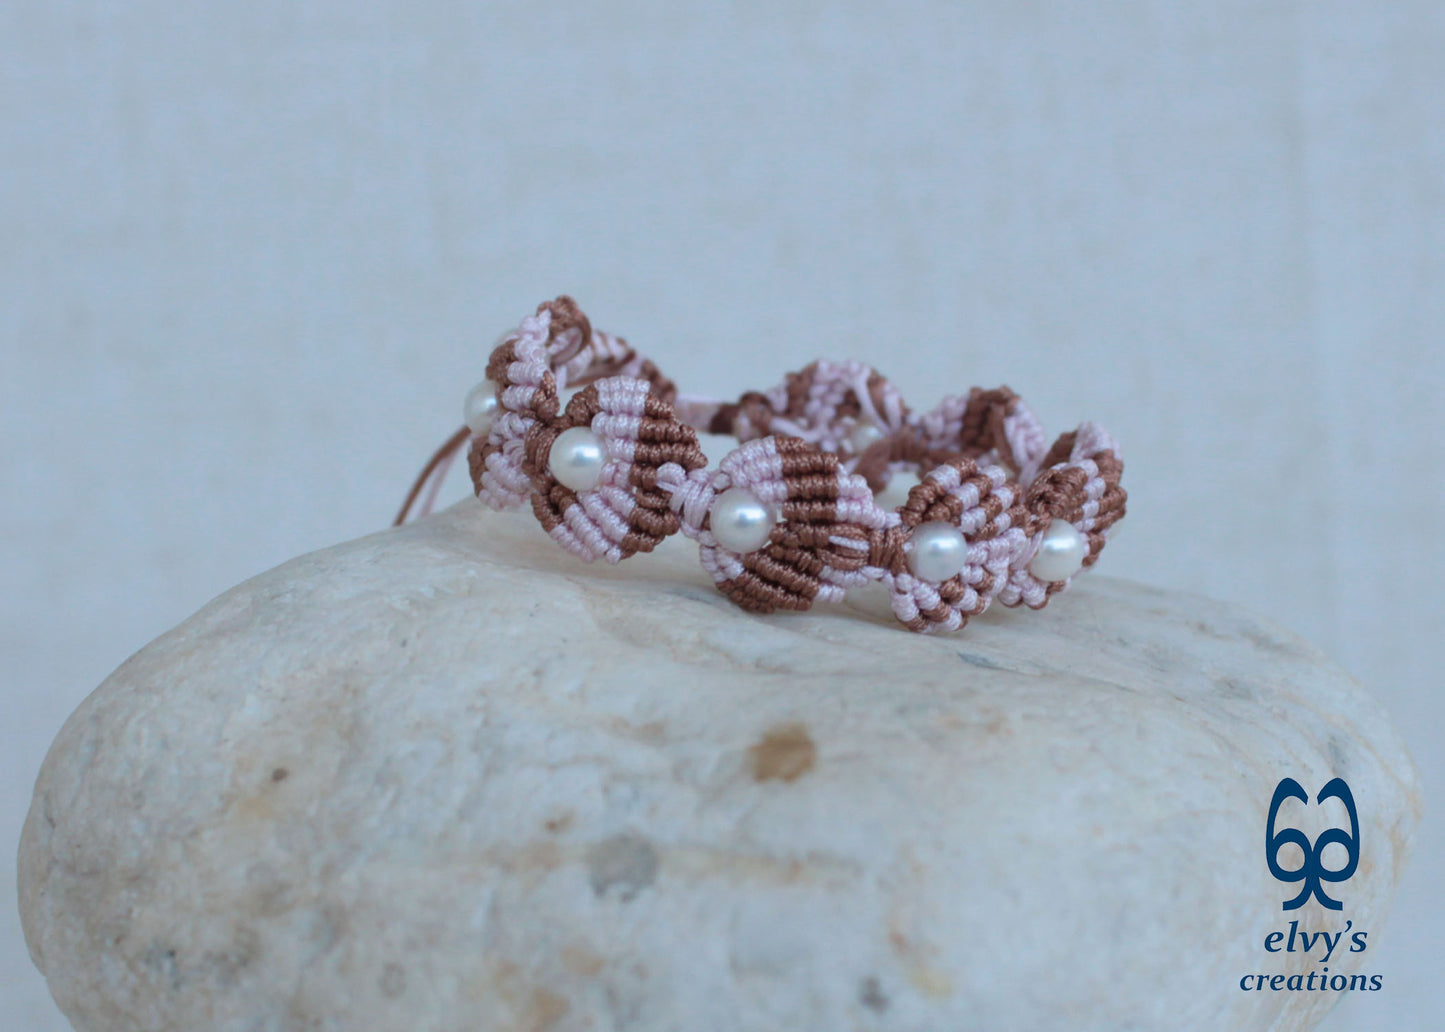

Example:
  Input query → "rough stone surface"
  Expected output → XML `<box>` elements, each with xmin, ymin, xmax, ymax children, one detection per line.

<box><xmin>18</xmin><ymin>502</ymin><xmax>1421</xmax><ymax>1032</ymax></box>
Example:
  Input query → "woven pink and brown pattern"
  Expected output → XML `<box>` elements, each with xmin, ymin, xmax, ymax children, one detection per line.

<box><xmin>667</xmin><ymin>435</ymin><xmax>889</xmax><ymax>614</ymax></box>
<box><xmin>868</xmin><ymin>459</ymin><xmax>1032</xmax><ymax>633</ymax></box>
<box><xmin>398</xmin><ymin>296</ymin><xmax>1127</xmax><ymax>634</ymax></box>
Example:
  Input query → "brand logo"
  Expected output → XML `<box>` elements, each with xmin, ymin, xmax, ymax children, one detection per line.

<box><xmin>1265</xmin><ymin>776</ymin><xmax>1359</xmax><ymax>910</ymax></box>
<box><xmin>1240</xmin><ymin>776</ymin><xmax>1382</xmax><ymax>994</ymax></box>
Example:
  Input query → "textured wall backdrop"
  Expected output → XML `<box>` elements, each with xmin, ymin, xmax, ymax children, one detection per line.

<box><xmin>2</xmin><ymin>3</ymin><xmax>1441</xmax><ymax>1028</ymax></box>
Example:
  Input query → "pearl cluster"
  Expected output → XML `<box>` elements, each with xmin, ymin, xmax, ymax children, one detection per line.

<box><xmin>897</xmin><ymin>518</ymin><xmax>1085</xmax><ymax>584</ymax></box>
<box><xmin>695</xmin><ymin>492</ymin><xmax>1089</xmax><ymax>587</ymax></box>
<box><xmin>466</xmin><ymin>376</ymin><xmax>1092</xmax><ymax>588</ymax></box>
<box><xmin>452</xmin><ymin>298</ymin><xmax>1125</xmax><ymax>637</ymax></box>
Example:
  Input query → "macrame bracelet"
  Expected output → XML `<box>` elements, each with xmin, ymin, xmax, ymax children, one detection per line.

<box><xmin>395</xmin><ymin>296</ymin><xmax>1127</xmax><ymax>634</ymax></box>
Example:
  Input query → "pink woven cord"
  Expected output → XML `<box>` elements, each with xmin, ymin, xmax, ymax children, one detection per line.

<box><xmin>997</xmin><ymin>421</ymin><xmax>1125</xmax><ymax>609</ymax></box>
<box><xmin>1003</xmin><ymin>404</ymin><xmax>1049</xmax><ymax>484</ymax></box>
<box><xmin>657</xmin><ymin>462</ymin><xmax>718</xmax><ymax>538</ymax></box>
<box><xmin>881</xmin><ymin>460</ymin><xmax>1031</xmax><ymax>633</ymax></box>
<box><xmin>475</xmin><ymin>310</ymin><xmax>556</xmax><ymax>509</ymax></box>
<box><xmin>765</xmin><ymin>360</ymin><xmax>909</xmax><ymax>452</ymax></box>
<box><xmin>540</xmin><ymin>376</ymin><xmax>660</xmax><ymax>564</ymax></box>
<box><xmin>670</xmin><ymin>435</ymin><xmax>910</xmax><ymax>611</ymax></box>
<box><xmin>410</xmin><ymin>296</ymin><xmax>1128</xmax><ymax>633</ymax></box>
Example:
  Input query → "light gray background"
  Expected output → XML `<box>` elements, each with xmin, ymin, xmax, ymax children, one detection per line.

<box><xmin>2</xmin><ymin>3</ymin><xmax>1440</xmax><ymax>1028</ymax></box>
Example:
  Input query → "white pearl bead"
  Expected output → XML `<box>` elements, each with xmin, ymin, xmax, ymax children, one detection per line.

<box><xmin>905</xmin><ymin>521</ymin><xmax>969</xmax><ymax>582</ymax></box>
<box><xmin>849</xmin><ymin>421</ymin><xmax>886</xmax><ymax>453</ymax></box>
<box><xmin>1028</xmin><ymin>518</ymin><xmax>1089</xmax><ymax>582</ymax></box>
<box><xmin>463</xmin><ymin>380</ymin><xmax>500</xmax><ymax>436</ymax></box>
<box><xmin>709</xmin><ymin>487</ymin><xmax>777</xmax><ymax>553</ymax></box>
<box><xmin>548</xmin><ymin>426</ymin><xmax>607</xmax><ymax>493</ymax></box>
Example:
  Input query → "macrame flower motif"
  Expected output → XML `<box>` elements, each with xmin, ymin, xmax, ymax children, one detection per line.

<box><xmin>469</xmin><ymin>298</ymin><xmax>706</xmax><ymax>563</ymax></box>
<box><xmin>998</xmin><ymin>422</ymin><xmax>1126</xmax><ymax>608</ymax></box>
<box><xmin>869</xmin><ymin>458</ymin><xmax>1031</xmax><ymax>633</ymax></box>
<box><xmin>469</xmin><ymin>300</ymin><xmax>586</xmax><ymax>510</ymax></box>
<box><xmin>665</xmin><ymin>436</ymin><xmax>889</xmax><ymax>613</ymax></box>
<box><xmin>693</xmin><ymin>367</ymin><xmax>1048</xmax><ymax>495</ymax></box>
<box><xmin>768</xmin><ymin>360</ymin><xmax>910</xmax><ymax>451</ymax></box>
<box><xmin>522</xmin><ymin>378</ymin><xmax>706</xmax><ymax>563</ymax></box>
<box><xmin>404</xmin><ymin>294</ymin><xmax>1129</xmax><ymax>634</ymax></box>
<box><xmin>914</xmin><ymin>386</ymin><xmax>1048</xmax><ymax>483</ymax></box>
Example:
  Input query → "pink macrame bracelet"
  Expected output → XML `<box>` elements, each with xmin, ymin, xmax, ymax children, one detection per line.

<box><xmin>395</xmin><ymin>296</ymin><xmax>1128</xmax><ymax>634</ymax></box>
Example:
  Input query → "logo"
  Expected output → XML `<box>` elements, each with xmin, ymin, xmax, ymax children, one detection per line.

<box><xmin>1265</xmin><ymin>777</ymin><xmax>1359</xmax><ymax>910</ymax></box>
<box><xmin>1240</xmin><ymin>776</ymin><xmax>1382</xmax><ymax>994</ymax></box>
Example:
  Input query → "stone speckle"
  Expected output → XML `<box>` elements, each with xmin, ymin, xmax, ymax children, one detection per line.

<box><xmin>378</xmin><ymin>962</ymin><xmax>405</xmax><ymax>999</ymax></box>
<box><xmin>859</xmin><ymin>975</ymin><xmax>889</xmax><ymax>1013</ymax></box>
<box><xmin>17</xmin><ymin>502</ymin><xmax>1422</xmax><ymax>1032</ymax></box>
<box><xmin>747</xmin><ymin>723</ymin><xmax>817</xmax><ymax>782</ymax></box>
<box><xmin>585</xmin><ymin>834</ymin><xmax>660</xmax><ymax>901</ymax></box>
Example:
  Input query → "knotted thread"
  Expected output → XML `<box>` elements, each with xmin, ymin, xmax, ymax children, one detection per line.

<box><xmin>430</xmin><ymin>296</ymin><xmax>1127</xmax><ymax>632</ymax></box>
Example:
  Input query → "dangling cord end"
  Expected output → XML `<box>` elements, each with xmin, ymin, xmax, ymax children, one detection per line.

<box><xmin>393</xmin><ymin>425</ymin><xmax>472</xmax><ymax>527</ymax></box>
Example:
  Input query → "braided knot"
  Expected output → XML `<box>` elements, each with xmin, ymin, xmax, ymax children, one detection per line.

<box><xmin>691</xmin><ymin>437</ymin><xmax>887</xmax><ymax>613</ymax></box>
<box><xmin>656</xmin><ymin>463</ymin><xmax>717</xmax><ymax>535</ymax></box>
<box><xmin>448</xmin><ymin>296</ymin><xmax>1128</xmax><ymax>633</ymax></box>
<box><xmin>998</xmin><ymin>422</ymin><xmax>1127</xmax><ymax>608</ymax></box>
<box><xmin>876</xmin><ymin>458</ymin><xmax>1031</xmax><ymax>633</ymax></box>
<box><xmin>471</xmin><ymin>297</ymin><xmax>707</xmax><ymax>561</ymax></box>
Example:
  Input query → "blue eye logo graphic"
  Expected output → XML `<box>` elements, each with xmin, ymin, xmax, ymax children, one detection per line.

<box><xmin>1265</xmin><ymin>777</ymin><xmax>1359</xmax><ymax>911</ymax></box>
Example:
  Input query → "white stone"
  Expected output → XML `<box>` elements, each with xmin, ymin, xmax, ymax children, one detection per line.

<box><xmin>18</xmin><ymin>502</ymin><xmax>1420</xmax><ymax>1032</ymax></box>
